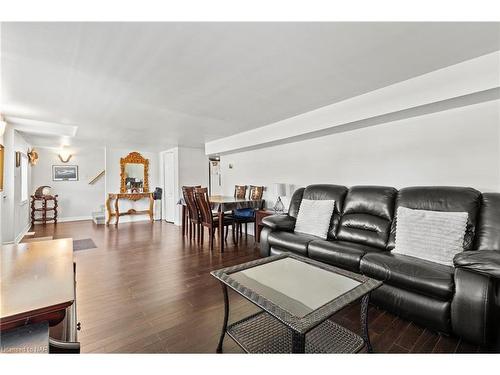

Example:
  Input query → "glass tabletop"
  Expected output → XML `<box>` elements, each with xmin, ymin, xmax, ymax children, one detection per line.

<box><xmin>211</xmin><ymin>253</ymin><xmax>382</xmax><ymax>333</ymax></box>
<box><xmin>230</xmin><ymin>257</ymin><xmax>360</xmax><ymax>317</ymax></box>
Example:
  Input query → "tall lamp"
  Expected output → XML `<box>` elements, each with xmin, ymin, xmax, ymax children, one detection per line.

<box><xmin>273</xmin><ymin>183</ymin><xmax>287</xmax><ymax>214</ymax></box>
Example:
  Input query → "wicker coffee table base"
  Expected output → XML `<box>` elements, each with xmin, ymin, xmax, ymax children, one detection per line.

<box><xmin>227</xmin><ymin>311</ymin><xmax>365</xmax><ymax>354</ymax></box>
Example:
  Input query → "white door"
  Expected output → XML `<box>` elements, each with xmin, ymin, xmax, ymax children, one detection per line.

<box><xmin>163</xmin><ymin>151</ymin><xmax>175</xmax><ymax>222</ymax></box>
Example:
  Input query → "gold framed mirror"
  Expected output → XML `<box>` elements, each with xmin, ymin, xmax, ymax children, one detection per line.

<box><xmin>120</xmin><ymin>152</ymin><xmax>149</xmax><ymax>193</ymax></box>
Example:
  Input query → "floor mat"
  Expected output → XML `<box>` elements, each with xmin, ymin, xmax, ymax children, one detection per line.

<box><xmin>73</xmin><ymin>238</ymin><xmax>98</xmax><ymax>251</ymax></box>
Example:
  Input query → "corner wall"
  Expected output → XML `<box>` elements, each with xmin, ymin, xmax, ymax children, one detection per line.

<box><xmin>30</xmin><ymin>146</ymin><xmax>105</xmax><ymax>221</ymax></box>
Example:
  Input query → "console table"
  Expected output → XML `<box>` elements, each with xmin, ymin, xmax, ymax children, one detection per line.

<box><xmin>106</xmin><ymin>192</ymin><xmax>154</xmax><ymax>225</ymax></box>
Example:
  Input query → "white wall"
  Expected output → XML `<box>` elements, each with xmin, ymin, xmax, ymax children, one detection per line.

<box><xmin>220</xmin><ymin>100</ymin><xmax>500</xmax><ymax>210</ymax></box>
<box><xmin>160</xmin><ymin>146</ymin><xmax>208</xmax><ymax>225</ymax></box>
<box><xmin>1</xmin><ymin>125</ymin><xmax>32</xmax><ymax>243</ymax></box>
<box><xmin>30</xmin><ymin>147</ymin><xmax>105</xmax><ymax>221</ymax></box>
<box><xmin>104</xmin><ymin>147</ymin><xmax>160</xmax><ymax>223</ymax></box>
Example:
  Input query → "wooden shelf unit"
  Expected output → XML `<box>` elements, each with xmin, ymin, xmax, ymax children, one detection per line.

<box><xmin>30</xmin><ymin>195</ymin><xmax>58</xmax><ymax>226</ymax></box>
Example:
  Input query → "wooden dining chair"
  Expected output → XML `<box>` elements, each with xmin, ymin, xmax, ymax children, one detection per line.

<box><xmin>182</xmin><ymin>185</ymin><xmax>201</xmax><ymax>242</ymax></box>
<box><xmin>233</xmin><ymin>185</ymin><xmax>264</xmax><ymax>242</ymax></box>
<box><xmin>234</xmin><ymin>185</ymin><xmax>247</xmax><ymax>199</ymax></box>
<box><xmin>194</xmin><ymin>187</ymin><xmax>235</xmax><ymax>251</ymax></box>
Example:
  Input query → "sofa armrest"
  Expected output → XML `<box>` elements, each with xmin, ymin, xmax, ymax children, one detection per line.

<box><xmin>453</xmin><ymin>250</ymin><xmax>500</xmax><ymax>278</ymax></box>
<box><xmin>261</xmin><ymin>215</ymin><xmax>296</xmax><ymax>231</ymax></box>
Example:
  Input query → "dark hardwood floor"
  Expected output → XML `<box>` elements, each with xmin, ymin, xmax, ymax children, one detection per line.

<box><xmin>28</xmin><ymin>220</ymin><xmax>484</xmax><ymax>353</ymax></box>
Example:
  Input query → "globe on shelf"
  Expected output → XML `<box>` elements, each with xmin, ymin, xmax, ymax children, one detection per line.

<box><xmin>34</xmin><ymin>185</ymin><xmax>52</xmax><ymax>197</ymax></box>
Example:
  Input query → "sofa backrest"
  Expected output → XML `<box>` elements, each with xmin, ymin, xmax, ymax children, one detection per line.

<box><xmin>302</xmin><ymin>184</ymin><xmax>348</xmax><ymax>239</ymax></box>
<box><xmin>475</xmin><ymin>193</ymin><xmax>500</xmax><ymax>251</ymax></box>
<box><xmin>288</xmin><ymin>187</ymin><xmax>305</xmax><ymax>218</ymax></box>
<box><xmin>337</xmin><ymin>186</ymin><xmax>398</xmax><ymax>249</ymax></box>
<box><xmin>387</xmin><ymin>186</ymin><xmax>482</xmax><ymax>251</ymax></box>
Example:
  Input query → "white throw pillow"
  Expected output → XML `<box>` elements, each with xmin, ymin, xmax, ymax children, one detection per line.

<box><xmin>294</xmin><ymin>199</ymin><xmax>336</xmax><ymax>239</ymax></box>
<box><xmin>393</xmin><ymin>206</ymin><xmax>468</xmax><ymax>266</ymax></box>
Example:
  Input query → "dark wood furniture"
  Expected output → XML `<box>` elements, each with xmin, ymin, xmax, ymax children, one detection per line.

<box><xmin>0</xmin><ymin>239</ymin><xmax>75</xmax><ymax>331</ymax></box>
<box><xmin>179</xmin><ymin>194</ymin><xmax>269</xmax><ymax>252</ymax></box>
<box><xmin>182</xmin><ymin>185</ymin><xmax>201</xmax><ymax>241</ymax></box>
<box><xmin>106</xmin><ymin>192</ymin><xmax>154</xmax><ymax>225</ymax></box>
<box><xmin>194</xmin><ymin>188</ymin><xmax>236</xmax><ymax>251</ymax></box>
<box><xmin>30</xmin><ymin>195</ymin><xmax>58</xmax><ymax>226</ymax></box>
<box><xmin>255</xmin><ymin>209</ymin><xmax>274</xmax><ymax>242</ymax></box>
<box><xmin>0</xmin><ymin>239</ymin><xmax>80</xmax><ymax>353</ymax></box>
<box><xmin>234</xmin><ymin>185</ymin><xmax>247</xmax><ymax>199</ymax></box>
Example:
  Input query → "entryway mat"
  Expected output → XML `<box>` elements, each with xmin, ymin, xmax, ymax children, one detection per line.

<box><xmin>73</xmin><ymin>238</ymin><xmax>98</xmax><ymax>251</ymax></box>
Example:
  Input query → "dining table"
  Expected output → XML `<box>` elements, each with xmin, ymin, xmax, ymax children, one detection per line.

<box><xmin>179</xmin><ymin>195</ymin><xmax>264</xmax><ymax>252</ymax></box>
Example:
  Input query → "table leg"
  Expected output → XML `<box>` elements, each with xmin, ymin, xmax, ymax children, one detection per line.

<box><xmin>149</xmin><ymin>193</ymin><xmax>154</xmax><ymax>222</ymax></box>
<box><xmin>361</xmin><ymin>293</ymin><xmax>373</xmax><ymax>353</ymax></box>
<box><xmin>291</xmin><ymin>331</ymin><xmax>306</xmax><ymax>353</ymax></box>
<box><xmin>219</xmin><ymin>209</ymin><xmax>224</xmax><ymax>253</ymax></box>
<box><xmin>181</xmin><ymin>205</ymin><xmax>186</xmax><ymax>236</ymax></box>
<box><xmin>114</xmin><ymin>198</ymin><xmax>120</xmax><ymax>226</ymax></box>
<box><xmin>106</xmin><ymin>196</ymin><xmax>112</xmax><ymax>225</ymax></box>
<box><xmin>216</xmin><ymin>283</ymin><xmax>229</xmax><ymax>353</ymax></box>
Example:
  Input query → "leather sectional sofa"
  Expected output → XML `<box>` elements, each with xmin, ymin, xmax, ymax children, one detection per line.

<box><xmin>260</xmin><ymin>184</ymin><xmax>500</xmax><ymax>349</ymax></box>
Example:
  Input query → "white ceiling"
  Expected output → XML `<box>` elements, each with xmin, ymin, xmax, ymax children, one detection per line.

<box><xmin>1</xmin><ymin>22</ymin><xmax>499</xmax><ymax>151</ymax></box>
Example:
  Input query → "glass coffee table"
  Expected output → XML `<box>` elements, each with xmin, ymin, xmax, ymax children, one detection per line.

<box><xmin>211</xmin><ymin>253</ymin><xmax>382</xmax><ymax>353</ymax></box>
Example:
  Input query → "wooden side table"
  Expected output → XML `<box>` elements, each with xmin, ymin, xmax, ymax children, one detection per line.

<box><xmin>30</xmin><ymin>195</ymin><xmax>58</xmax><ymax>226</ymax></box>
<box><xmin>254</xmin><ymin>209</ymin><xmax>274</xmax><ymax>243</ymax></box>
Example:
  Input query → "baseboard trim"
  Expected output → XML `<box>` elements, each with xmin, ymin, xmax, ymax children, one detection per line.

<box><xmin>33</xmin><ymin>216</ymin><xmax>92</xmax><ymax>224</ymax></box>
<box><xmin>15</xmin><ymin>223</ymin><xmax>31</xmax><ymax>244</ymax></box>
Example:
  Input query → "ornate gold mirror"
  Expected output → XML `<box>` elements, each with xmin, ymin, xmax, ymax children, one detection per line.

<box><xmin>120</xmin><ymin>152</ymin><xmax>149</xmax><ymax>193</ymax></box>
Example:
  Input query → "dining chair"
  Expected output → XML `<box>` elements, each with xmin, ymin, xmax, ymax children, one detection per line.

<box><xmin>234</xmin><ymin>185</ymin><xmax>247</xmax><ymax>199</ymax></box>
<box><xmin>233</xmin><ymin>185</ymin><xmax>264</xmax><ymax>242</ymax></box>
<box><xmin>182</xmin><ymin>185</ymin><xmax>201</xmax><ymax>242</ymax></box>
<box><xmin>194</xmin><ymin>187</ymin><xmax>236</xmax><ymax>251</ymax></box>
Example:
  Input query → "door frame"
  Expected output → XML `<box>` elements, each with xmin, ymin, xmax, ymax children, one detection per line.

<box><xmin>160</xmin><ymin>148</ymin><xmax>179</xmax><ymax>224</ymax></box>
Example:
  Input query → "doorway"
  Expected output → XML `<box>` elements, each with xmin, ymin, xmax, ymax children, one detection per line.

<box><xmin>163</xmin><ymin>151</ymin><xmax>175</xmax><ymax>223</ymax></box>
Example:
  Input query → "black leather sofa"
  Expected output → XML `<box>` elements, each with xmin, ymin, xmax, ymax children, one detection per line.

<box><xmin>260</xmin><ymin>184</ymin><xmax>500</xmax><ymax>349</ymax></box>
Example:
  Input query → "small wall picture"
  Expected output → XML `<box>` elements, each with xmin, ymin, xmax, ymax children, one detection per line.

<box><xmin>53</xmin><ymin>165</ymin><xmax>78</xmax><ymax>181</ymax></box>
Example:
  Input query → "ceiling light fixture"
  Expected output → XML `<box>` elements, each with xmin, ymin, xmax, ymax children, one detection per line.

<box><xmin>58</xmin><ymin>148</ymin><xmax>73</xmax><ymax>163</ymax></box>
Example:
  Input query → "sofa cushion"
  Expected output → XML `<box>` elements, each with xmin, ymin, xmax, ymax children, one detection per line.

<box><xmin>337</xmin><ymin>186</ymin><xmax>397</xmax><ymax>249</ymax></box>
<box><xmin>360</xmin><ymin>252</ymin><xmax>455</xmax><ymax>300</ymax></box>
<box><xmin>267</xmin><ymin>231</ymin><xmax>319</xmax><ymax>256</ymax></box>
<box><xmin>302</xmin><ymin>184</ymin><xmax>348</xmax><ymax>240</ymax></box>
<box><xmin>388</xmin><ymin>186</ymin><xmax>481</xmax><ymax>250</ymax></box>
<box><xmin>308</xmin><ymin>240</ymin><xmax>382</xmax><ymax>272</ymax></box>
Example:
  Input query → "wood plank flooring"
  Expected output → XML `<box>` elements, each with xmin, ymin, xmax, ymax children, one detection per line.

<box><xmin>28</xmin><ymin>220</ymin><xmax>484</xmax><ymax>353</ymax></box>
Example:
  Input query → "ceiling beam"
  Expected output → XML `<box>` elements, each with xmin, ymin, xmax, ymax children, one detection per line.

<box><xmin>205</xmin><ymin>51</ymin><xmax>500</xmax><ymax>156</ymax></box>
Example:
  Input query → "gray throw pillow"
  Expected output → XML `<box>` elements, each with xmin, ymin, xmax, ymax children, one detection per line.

<box><xmin>294</xmin><ymin>199</ymin><xmax>335</xmax><ymax>239</ymax></box>
<box><xmin>393</xmin><ymin>206</ymin><xmax>468</xmax><ymax>266</ymax></box>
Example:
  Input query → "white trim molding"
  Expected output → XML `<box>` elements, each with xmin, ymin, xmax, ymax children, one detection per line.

<box><xmin>33</xmin><ymin>215</ymin><xmax>92</xmax><ymax>224</ymax></box>
<box><xmin>14</xmin><ymin>222</ymin><xmax>31</xmax><ymax>244</ymax></box>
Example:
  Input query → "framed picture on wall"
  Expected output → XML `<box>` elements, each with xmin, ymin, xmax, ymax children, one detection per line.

<box><xmin>53</xmin><ymin>165</ymin><xmax>78</xmax><ymax>181</ymax></box>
